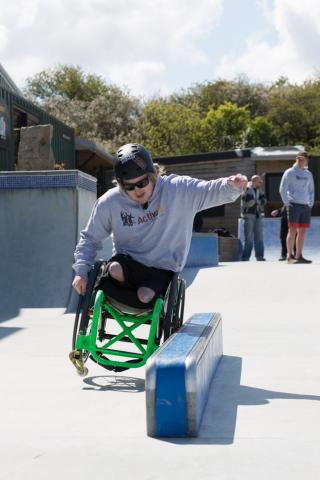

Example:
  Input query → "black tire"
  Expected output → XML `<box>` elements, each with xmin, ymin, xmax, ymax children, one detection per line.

<box><xmin>72</xmin><ymin>260</ymin><xmax>106</xmax><ymax>361</ymax></box>
<box><xmin>72</xmin><ymin>293</ymin><xmax>91</xmax><ymax>363</ymax></box>
<box><xmin>72</xmin><ymin>294</ymin><xmax>84</xmax><ymax>349</ymax></box>
<box><xmin>163</xmin><ymin>273</ymin><xmax>179</xmax><ymax>341</ymax></box>
<box><xmin>172</xmin><ymin>278</ymin><xmax>186</xmax><ymax>333</ymax></box>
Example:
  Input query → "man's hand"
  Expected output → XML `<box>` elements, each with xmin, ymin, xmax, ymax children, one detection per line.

<box><xmin>72</xmin><ymin>275</ymin><xmax>87</xmax><ymax>296</ymax></box>
<box><xmin>270</xmin><ymin>209</ymin><xmax>279</xmax><ymax>217</ymax></box>
<box><xmin>227</xmin><ymin>174</ymin><xmax>248</xmax><ymax>192</ymax></box>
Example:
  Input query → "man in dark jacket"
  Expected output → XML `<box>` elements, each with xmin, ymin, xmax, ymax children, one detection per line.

<box><xmin>241</xmin><ymin>175</ymin><xmax>267</xmax><ymax>261</ymax></box>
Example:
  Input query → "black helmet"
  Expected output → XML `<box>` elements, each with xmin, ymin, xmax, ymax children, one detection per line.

<box><xmin>114</xmin><ymin>143</ymin><xmax>155</xmax><ymax>182</ymax></box>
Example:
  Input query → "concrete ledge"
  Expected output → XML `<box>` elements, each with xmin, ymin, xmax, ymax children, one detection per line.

<box><xmin>185</xmin><ymin>233</ymin><xmax>219</xmax><ymax>268</ymax></box>
<box><xmin>145</xmin><ymin>312</ymin><xmax>223</xmax><ymax>437</ymax></box>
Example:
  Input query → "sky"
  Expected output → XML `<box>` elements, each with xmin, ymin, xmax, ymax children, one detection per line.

<box><xmin>1</xmin><ymin>0</ymin><xmax>320</xmax><ymax>98</ymax></box>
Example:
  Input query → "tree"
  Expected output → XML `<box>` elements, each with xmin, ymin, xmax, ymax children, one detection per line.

<box><xmin>24</xmin><ymin>65</ymin><xmax>108</xmax><ymax>102</ymax></box>
<box><xmin>23</xmin><ymin>65</ymin><xmax>141</xmax><ymax>151</ymax></box>
<box><xmin>265</xmin><ymin>79</ymin><xmax>320</xmax><ymax>147</ymax></box>
<box><xmin>24</xmin><ymin>66</ymin><xmax>320</xmax><ymax>155</ymax></box>
<box><xmin>138</xmin><ymin>98</ymin><xmax>202</xmax><ymax>156</ymax></box>
<box><xmin>177</xmin><ymin>76</ymin><xmax>269</xmax><ymax>118</ymax></box>
<box><xmin>200</xmin><ymin>102</ymin><xmax>251</xmax><ymax>151</ymax></box>
<box><xmin>246</xmin><ymin>116</ymin><xmax>278</xmax><ymax>147</ymax></box>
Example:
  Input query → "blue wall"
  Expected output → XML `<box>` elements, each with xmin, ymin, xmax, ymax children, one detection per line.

<box><xmin>185</xmin><ymin>233</ymin><xmax>218</xmax><ymax>268</ymax></box>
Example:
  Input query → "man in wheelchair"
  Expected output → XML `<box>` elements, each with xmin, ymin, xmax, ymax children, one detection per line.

<box><xmin>72</xmin><ymin>143</ymin><xmax>247</xmax><ymax>303</ymax></box>
<box><xmin>70</xmin><ymin>143</ymin><xmax>247</xmax><ymax>375</ymax></box>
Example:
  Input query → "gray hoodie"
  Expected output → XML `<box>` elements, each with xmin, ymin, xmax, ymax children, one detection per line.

<box><xmin>279</xmin><ymin>164</ymin><xmax>314</xmax><ymax>207</ymax></box>
<box><xmin>73</xmin><ymin>174</ymin><xmax>241</xmax><ymax>276</ymax></box>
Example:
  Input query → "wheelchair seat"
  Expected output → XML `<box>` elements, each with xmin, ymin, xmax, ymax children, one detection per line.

<box><xmin>98</xmin><ymin>273</ymin><xmax>158</xmax><ymax>311</ymax></box>
<box><xmin>104</xmin><ymin>295</ymin><xmax>153</xmax><ymax>315</ymax></box>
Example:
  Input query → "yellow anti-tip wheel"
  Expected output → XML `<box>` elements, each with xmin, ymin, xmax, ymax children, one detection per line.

<box><xmin>77</xmin><ymin>366</ymin><xmax>89</xmax><ymax>377</ymax></box>
<box><xmin>69</xmin><ymin>350</ymin><xmax>88</xmax><ymax>377</ymax></box>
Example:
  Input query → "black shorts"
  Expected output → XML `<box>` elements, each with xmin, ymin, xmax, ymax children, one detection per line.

<box><xmin>99</xmin><ymin>254</ymin><xmax>174</xmax><ymax>309</ymax></box>
<box><xmin>287</xmin><ymin>202</ymin><xmax>311</xmax><ymax>228</ymax></box>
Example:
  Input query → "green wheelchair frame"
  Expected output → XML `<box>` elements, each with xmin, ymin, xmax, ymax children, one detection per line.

<box><xmin>69</xmin><ymin>260</ymin><xmax>186</xmax><ymax>376</ymax></box>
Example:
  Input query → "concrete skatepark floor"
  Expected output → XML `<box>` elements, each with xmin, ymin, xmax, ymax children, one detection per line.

<box><xmin>1</xmin><ymin>259</ymin><xmax>320</xmax><ymax>480</ymax></box>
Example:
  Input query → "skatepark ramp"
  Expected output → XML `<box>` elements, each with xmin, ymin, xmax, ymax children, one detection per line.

<box><xmin>0</xmin><ymin>170</ymin><xmax>221</xmax><ymax>323</ymax></box>
<box><xmin>0</xmin><ymin>170</ymin><xmax>112</xmax><ymax>321</ymax></box>
<box><xmin>239</xmin><ymin>217</ymin><xmax>320</xmax><ymax>260</ymax></box>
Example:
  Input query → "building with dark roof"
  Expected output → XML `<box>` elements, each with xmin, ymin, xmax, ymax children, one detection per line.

<box><xmin>153</xmin><ymin>146</ymin><xmax>320</xmax><ymax>235</ymax></box>
<box><xmin>0</xmin><ymin>64</ymin><xmax>114</xmax><ymax>194</ymax></box>
<box><xmin>0</xmin><ymin>63</ymin><xmax>75</xmax><ymax>171</ymax></box>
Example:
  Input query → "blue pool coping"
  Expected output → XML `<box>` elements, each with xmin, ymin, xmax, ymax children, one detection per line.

<box><xmin>0</xmin><ymin>170</ymin><xmax>97</xmax><ymax>193</ymax></box>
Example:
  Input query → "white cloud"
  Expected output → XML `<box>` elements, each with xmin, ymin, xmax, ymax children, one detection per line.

<box><xmin>0</xmin><ymin>0</ymin><xmax>223</xmax><ymax>96</ymax></box>
<box><xmin>215</xmin><ymin>0</ymin><xmax>320</xmax><ymax>83</ymax></box>
<box><xmin>110</xmin><ymin>60</ymin><xmax>168</xmax><ymax>97</ymax></box>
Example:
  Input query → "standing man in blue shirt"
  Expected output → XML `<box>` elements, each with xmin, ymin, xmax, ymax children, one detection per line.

<box><xmin>279</xmin><ymin>151</ymin><xmax>314</xmax><ymax>264</ymax></box>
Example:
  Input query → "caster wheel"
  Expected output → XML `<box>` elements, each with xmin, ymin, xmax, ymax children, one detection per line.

<box><xmin>77</xmin><ymin>367</ymin><xmax>88</xmax><ymax>377</ymax></box>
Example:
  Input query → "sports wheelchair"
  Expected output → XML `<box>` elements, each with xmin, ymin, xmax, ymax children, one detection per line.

<box><xmin>69</xmin><ymin>260</ymin><xmax>186</xmax><ymax>376</ymax></box>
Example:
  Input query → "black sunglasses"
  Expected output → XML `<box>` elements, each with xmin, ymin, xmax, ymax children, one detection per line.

<box><xmin>122</xmin><ymin>176</ymin><xmax>150</xmax><ymax>191</ymax></box>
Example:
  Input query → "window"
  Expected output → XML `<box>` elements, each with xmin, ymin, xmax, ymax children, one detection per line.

<box><xmin>265</xmin><ymin>173</ymin><xmax>283</xmax><ymax>202</ymax></box>
<box><xmin>0</xmin><ymin>99</ymin><xmax>9</xmax><ymax>149</ymax></box>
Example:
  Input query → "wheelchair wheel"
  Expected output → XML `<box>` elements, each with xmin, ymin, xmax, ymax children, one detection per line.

<box><xmin>72</xmin><ymin>260</ymin><xmax>107</xmax><ymax>362</ymax></box>
<box><xmin>163</xmin><ymin>274</ymin><xmax>185</xmax><ymax>341</ymax></box>
<box><xmin>172</xmin><ymin>277</ymin><xmax>186</xmax><ymax>333</ymax></box>
<box><xmin>72</xmin><ymin>294</ymin><xmax>89</xmax><ymax>362</ymax></box>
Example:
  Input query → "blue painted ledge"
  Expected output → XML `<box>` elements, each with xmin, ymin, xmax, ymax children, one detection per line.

<box><xmin>185</xmin><ymin>233</ymin><xmax>219</xmax><ymax>268</ymax></box>
<box><xmin>146</xmin><ymin>312</ymin><xmax>223</xmax><ymax>437</ymax></box>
